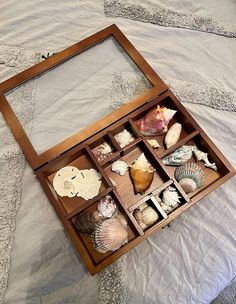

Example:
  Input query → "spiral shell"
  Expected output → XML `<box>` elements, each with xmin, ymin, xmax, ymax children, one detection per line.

<box><xmin>91</xmin><ymin>218</ymin><xmax>128</xmax><ymax>253</ymax></box>
<box><xmin>74</xmin><ymin>212</ymin><xmax>95</xmax><ymax>234</ymax></box>
<box><xmin>175</xmin><ymin>162</ymin><xmax>205</xmax><ymax>193</ymax></box>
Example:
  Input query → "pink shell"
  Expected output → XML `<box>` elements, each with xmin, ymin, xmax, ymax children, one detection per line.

<box><xmin>135</xmin><ymin>106</ymin><xmax>176</xmax><ymax>136</ymax></box>
<box><xmin>91</xmin><ymin>218</ymin><xmax>128</xmax><ymax>253</ymax></box>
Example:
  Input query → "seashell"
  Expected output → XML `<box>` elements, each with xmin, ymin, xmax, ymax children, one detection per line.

<box><xmin>74</xmin><ymin>212</ymin><xmax>95</xmax><ymax>234</ymax></box>
<box><xmin>91</xmin><ymin>218</ymin><xmax>128</xmax><ymax>253</ymax></box>
<box><xmin>147</xmin><ymin>139</ymin><xmax>160</xmax><ymax>149</ymax></box>
<box><xmin>53</xmin><ymin>166</ymin><xmax>81</xmax><ymax>197</ymax></box>
<box><xmin>93</xmin><ymin>210</ymin><xmax>103</xmax><ymax>222</ymax></box>
<box><xmin>92</xmin><ymin>142</ymin><xmax>113</xmax><ymax>162</ymax></box>
<box><xmin>163</xmin><ymin>145</ymin><xmax>197</xmax><ymax>166</ymax></box>
<box><xmin>175</xmin><ymin>162</ymin><xmax>205</xmax><ymax>193</ymax></box>
<box><xmin>194</xmin><ymin>149</ymin><xmax>218</xmax><ymax>171</ymax></box>
<box><xmin>111</xmin><ymin>160</ymin><xmax>128</xmax><ymax>176</ymax></box>
<box><xmin>141</xmin><ymin>206</ymin><xmax>159</xmax><ymax>227</ymax></box>
<box><xmin>133</xmin><ymin>209</ymin><xmax>147</xmax><ymax>230</ymax></box>
<box><xmin>114</xmin><ymin>129</ymin><xmax>135</xmax><ymax>148</ymax></box>
<box><xmin>97</xmin><ymin>195</ymin><xmax>118</xmax><ymax>218</ymax></box>
<box><xmin>130</xmin><ymin>153</ymin><xmax>154</xmax><ymax>194</ymax></box>
<box><xmin>162</xmin><ymin>186</ymin><xmax>181</xmax><ymax>208</ymax></box>
<box><xmin>164</xmin><ymin>123</ymin><xmax>182</xmax><ymax>149</ymax></box>
<box><xmin>160</xmin><ymin>202</ymin><xmax>173</xmax><ymax>214</ymax></box>
<box><xmin>76</xmin><ymin>169</ymin><xmax>102</xmax><ymax>200</ymax></box>
<box><xmin>139</xmin><ymin>202</ymin><xmax>148</xmax><ymax>211</ymax></box>
<box><xmin>115</xmin><ymin>212</ymin><xmax>128</xmax><ymax>227</ymax></box>
<box><xmin>135</xmin><ymin>105</ymin><xmax>176</xmax><ymax>136</ymax></box>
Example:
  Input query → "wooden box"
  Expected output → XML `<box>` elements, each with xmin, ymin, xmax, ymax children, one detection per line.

<box><xmin>0</xmin><ymin>25</ymin><xmax>234</xmax><ymax>275</ymax></box>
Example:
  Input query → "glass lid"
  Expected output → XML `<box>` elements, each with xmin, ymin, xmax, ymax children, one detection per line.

<box><xmin>0</xmin><ymin>25</ymin><xmax>167</xmax><ymax>169</ymax></box>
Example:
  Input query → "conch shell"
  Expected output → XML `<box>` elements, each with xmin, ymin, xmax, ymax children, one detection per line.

<box><xmin>130</xmin><ymin>153</ymin><xmax>154</xmax><ymax>194</ymax></box>
<box><xmin>135</xmin><ymin>105</ymin><xmax>177</xmax><ymax>136</ymax></box>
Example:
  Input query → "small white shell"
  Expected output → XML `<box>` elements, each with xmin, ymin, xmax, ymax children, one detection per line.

<box><xmin>111</xmin><ymin>160</ymin><xmax>128</xmax><ymax>176</ymax></box>
<box><xmin>91</xmin><ymin>218</ymin><xmax>128</xmax><ymax>253</ymax></box>
<box><xmin>114</xmin><ymin>129</ymin><xmax>135</xmax><ymax>148</ymax></box>
<box><xmin>162</xmin><ymin>186</ymin><xmax>181</xmax><ymax>208</ymax></box>
<box><xmin>147</xmin><ymin>139</ymin><xmax>160</xmax><ymax>149</ymax></box>
<box><xmin>141</xmin><ymin>206</ymin><xmax>159</xmax><ymax>226</ymax></box>
<box><xmin>194</xmin><ymin>150</ymin><xmax>217</xmax><ymax>171</ymax></box>
<box><xmin>164</xmin><ymin>123</ymin><xmax>182</xmax><ymax>148</ymax></box>
<box><xmin>97</xmin><ymin>195</ymin><xmax>118</xmax><ymax>218</ymax></box>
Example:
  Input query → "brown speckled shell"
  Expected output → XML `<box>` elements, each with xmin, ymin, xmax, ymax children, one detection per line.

<box><xmin>74</xmin><ymin>212</ymin><xmax>95</xmax><ymax>234</ymax></box>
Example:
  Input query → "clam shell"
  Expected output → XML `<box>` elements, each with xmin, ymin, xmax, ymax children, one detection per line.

<box><xmin>164</xmin><ymin>123</ymin><xmax>182</xmax><ymax>148</ymax></box>
<box><xmin>74</xmin><ymin>212</ymin><xmax>95</xmax><ymax>234</ymax></box>
<box><xmin>175</xmin><ymin>162</ymin><xmax>205</xmax><ymax>193</ymax></box>
<box><xmin>91</xmin><ymin>218</ymin><xmax>128</xmax><ymax>253</ymax></box>
<box><xmin>97</xmin><ymin>195</ymin><xmax>118</xmax><ymax>218</ymax></box>
<box><xmin>141</xmin><ymin>206</ymin><xmax>159</xmax><ymax>227</ymax></box>
<box><xmin>162</xmin><ymin>186</ymin><xmax>181</xmax><ymax>208</ymax></box>
<box><xmin>163</xmin><ymin>145</ymin><xmax>197</xmax><ymax>166</ymax></box>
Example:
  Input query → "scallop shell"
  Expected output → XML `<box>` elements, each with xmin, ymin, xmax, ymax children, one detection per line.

<box><xmin>162</xmin><ymin>186</ymin><xmax>181</xmax><ymax>208</ymax></box>
<box><xmin>175</xmin><ymin>162</ymin><xmax>205</xmax><ymax>193</ymax></box>
<box><xmin>114</xmin><ymin>129</ymin><xmax>135</xmax><ymax>148</ymax></box>
<box><xmin>53</xmin><ymin>166</ymin><xmax>81</xmax><ymax>197</ymax></box>
<box><xmin>97</xmin><ymin>195</ymin><xmax>118</xmax><ymax>218</ymax></box>
<box><xmin>130</xmin><ymin>153</ymin><xmax>154</xmax><ymax>194</ymax></box>
<box><xmin>111</xmin><ymin>160</ymin><xmax>128</xmax><ymax>176</ymax></box>
<box><xmin>163</xmin><ymin>145</ymin><xmax>197</xmax><ymax>166</ymax></box>
<box><xmin>74</xmin><ymin>212</ymin><xmax>95</xmax><ymax>234</ymax></box>
<box><xmin>164</xmin><ymin>123</ymin><xmax>182</xmax><ymax>148</ymax></box>
<box><xmin>91</xmin><ymin>218</ymin><xmax>128</xmax><ymax>253</ymax></box>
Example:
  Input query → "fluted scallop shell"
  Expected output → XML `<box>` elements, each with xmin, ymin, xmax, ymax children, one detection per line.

<box><xmin>163</xmin><ymin>145</ymin><xmax>197</xmax><ymax>166</ymax></box>
<box><xmin>97</xmin><ymin>195</ymin><xmax>118</xmax><ymax>218</ymax></box>
<box><xmin>74</xmin><ymin>212</ymin><xmax>95</xmax><ymax>234</ymax></box>
<box><xmin>162</xmin><ymin>186</ymin><xmax>181</xmax><ymax>208</ymax></box>
<box><xmin>91</xmin><ymin>218</ymin><xmax>128</xmax><ymax>253</ymax></box>
<box><xmin>175</xmin><ymin>163</ymin><xmax>205</xmax><ymax>193</ymax></box>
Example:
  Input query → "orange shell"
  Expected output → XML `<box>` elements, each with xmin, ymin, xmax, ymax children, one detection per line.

<box><xmin>130</xmin><ymin>167</ymin><xmax>154</xmax><ymax>194</ymax></box>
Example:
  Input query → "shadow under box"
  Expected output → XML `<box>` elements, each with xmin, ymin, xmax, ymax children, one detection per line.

<box><xmin>104</xmin><ymin>141</ymin><xmax>169</xmax><ymax>210</ymax></box>
<box><xmin>71</xmin><ymin>191</ymin><xmax>139</xmax><ymax>265</ymax></box>
<box><xmin>47</xmin><ymin>148</ymin><xmax>109</xmax><ymax>214</ymax></box>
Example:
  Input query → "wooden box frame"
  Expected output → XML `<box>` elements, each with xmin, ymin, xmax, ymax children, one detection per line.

<box><xmin>0</xmin><ymin>24</ymin><xmax>234</xmax><ymax>275</ymax></box>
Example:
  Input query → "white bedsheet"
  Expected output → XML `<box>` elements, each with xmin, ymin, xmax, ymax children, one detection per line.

<box><xmin>0</xmin><ymin>1</ymin><xmax>235</xmax><ymax>303</ymax></box>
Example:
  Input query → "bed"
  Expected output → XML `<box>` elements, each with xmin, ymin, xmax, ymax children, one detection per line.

<box><xmin>0</xmin><ymin>1</ymin><xmax>236</xmax><ymax>303</ymax></box>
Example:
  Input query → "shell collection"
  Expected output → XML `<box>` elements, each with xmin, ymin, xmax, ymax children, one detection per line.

<box><xmin>160</xmin><ymin>186</ymin><xmax>181</xmax><ymax>214</ymax></box>
<box><xmin>164</xmin><ymin>123</ymin><xmax>182</xmax><ymax>149</ymax></box>
<box><xmin>135</xmin><ymin>105</ymin><xmax>176</xmax><ymax>136</ymax></box>
<box><xmin>91</xmin><ymin>218</ymin><xmax>128</xmax><ymax>253</ymax></box>
<box><xmin>114</xmin><ymin>129</ymin><xmax>135</xmax><ymax>148</ymax></box>
<box><xmin>130</xmin><ymin>153</ymin><xmax>155</xmax><ymax>194</ymax></box>
<box><xmin>163</xmin><ymin>145</ymin><xmax>197</xmax><ymax>166</ymax></box>
<box><xmin>111</xmin><ymin>160</ymin><xmax>128</xmax><ymax>176</ymax></box>
<box><xmin>53</xmin><ymin>166</ymin><xmax>102</xmax><ymax>200</ymax></box>
<box><xmin>133</xmin><ymin>202</ymin><xmax>159</xmax><ymax>230</ymax></box>
<box><xmin>92</xmin><ymin>142</ymin><xmax>113</xmax><ymax>162</ymax></box>
<box><xmin>175</xmin><ymin>162</ymin><xmax>205</xmax><ymax>193</ymax></box>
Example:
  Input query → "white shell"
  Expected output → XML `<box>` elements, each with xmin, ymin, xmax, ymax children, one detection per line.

<box><xmin>194</xmin><ymin>150</ymin><xmax>218</xmax><ymax>171</ymax></box>
<box><xmin>111</xmin><ymin>160</ymin><xmax>128</xmax><ymax>176</ymax></box>
<box><xmin>91</xmin><ymin>218</ymin><xmax>128</xmax><ymax>253</ymax></box>
<box><xmin>175</xmin><ymin>163</ymin><xmax>205</xmax><ymax>193</ymax></box>
<box><xmin>162</xmin><ymin>186</ymin><xmax>181</xmax><ymax>207</ymax></box>
<box><xmin>114</xmin><ymin>129</ymin><xmax>135</xmax><ymax>148</ymax></box>
<box><xmin>147</xmin><ymin>139</ymin><xmax>160</xmax><ymax>149</ymax></box>
<box><xmin>76</xmin><ymin>169</ymin><xmax>102</xmax><ymax>200</ymax></box>
<box><xmin>164</xmin><ymin>123</ymin><xmax>182</xmax><ymax>148</ymax></box>
<box><xmin>53</xmin><ymin>166</ymin><xmax>81</xmax><ymax>197</ymax></box>
<box><xmin>141</xmin><ymin>206</ymin><xmax>159</xmax><ymax>226</ymax></box>
<box><xmin>97</xmin><ymin>195</ymin><xmax>118</xmax><ymax>218</ymax></box>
